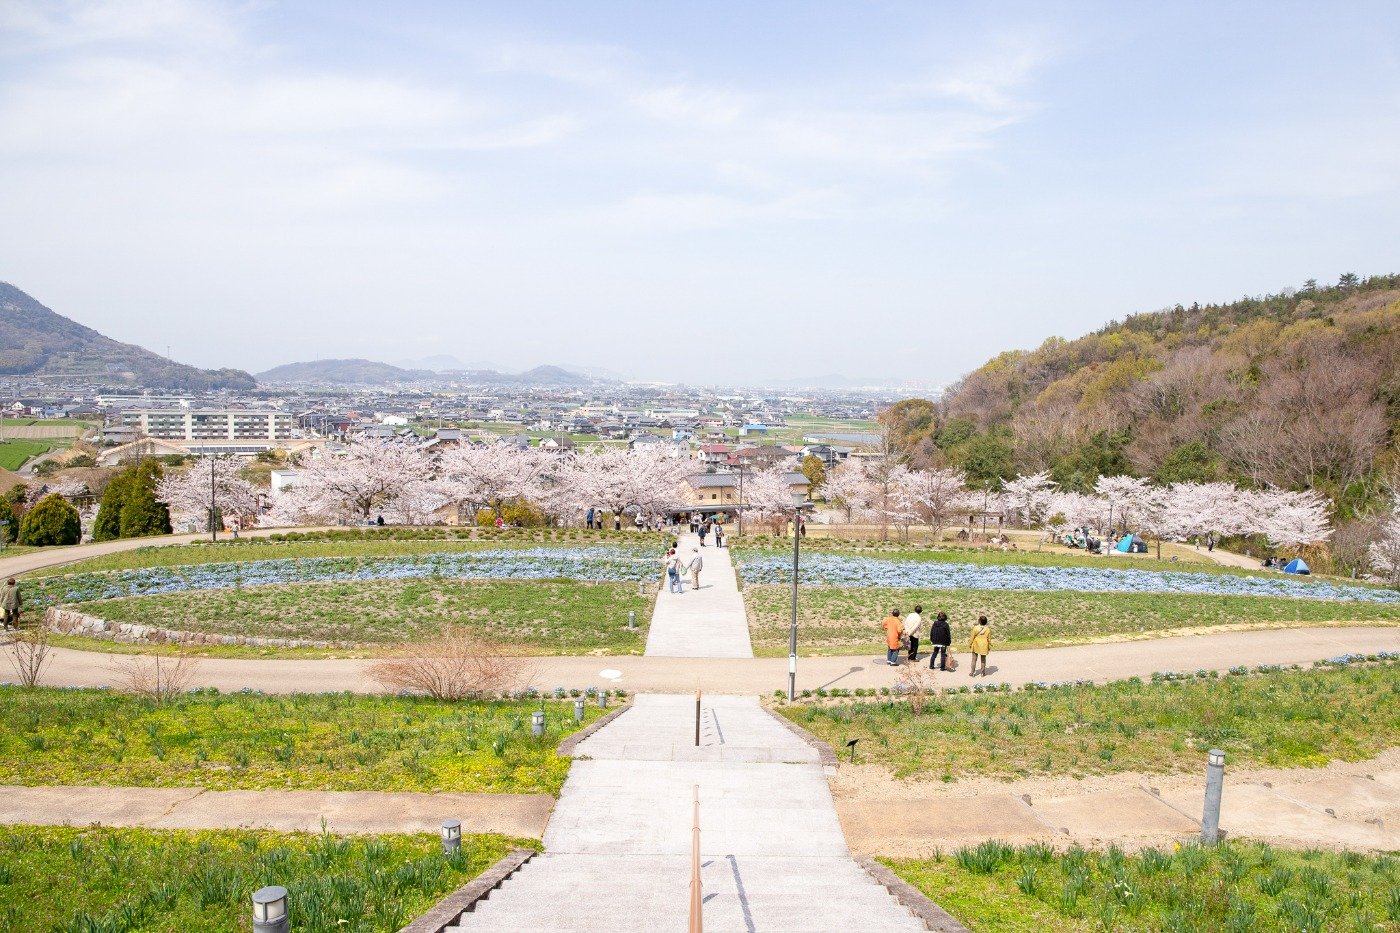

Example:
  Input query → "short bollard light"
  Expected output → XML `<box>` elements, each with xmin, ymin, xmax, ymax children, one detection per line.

<box><xmin>441</xmin><ymin>820</ymin><xmax>462</xmax><ymax>856</ymax></box>
<box><xmin>531</xmin><ymin>710</ymin><xmax>546</xmax><ymax>737</ymax></box>
<box><xmin>251</xmin><ymin>885</ymin><xmax>289</xmax><ymax>933</ymax></box>
<box><xmin>628</xmin><ymin>610</ymin><xmax>636</xmax><ymax>630</ymax></box>
<box><xmin>574</xmin><ymin>698</ymin><xmax>585</xmax><ymax>722</ymax></box>
<box><xmin>1201</xmin><ymin>748</ymin><xmax>1226</xmax><ymax>844</ymax></box>
<box><xmin>598</xmin><ymin>691</ymin><xmax>608</xmax><ymax>709</ymax></box>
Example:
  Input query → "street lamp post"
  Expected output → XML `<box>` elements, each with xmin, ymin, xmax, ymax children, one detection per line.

<box><xmin>787</xmin><ymin>493</ymin><xmax>807</xmax><ymax>702</ymax></box>
<box><xmin>209</xmin><ymin>456</ymin><xmax>218</xmax><ymax>542</ymax></box>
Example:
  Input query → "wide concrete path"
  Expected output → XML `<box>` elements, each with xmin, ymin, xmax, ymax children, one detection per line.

<box><xmin>645</xmin><ymin>533</ymin><xmax>753</xmax><ymax>658</ymax></box>
<box><xmin>452</xmin><ymin>695</ymin><xmax>924</xmax><ymax>932</ymax></box>
<box><xmin>34</xmin><ymin>626</ymin><xmax>1400</xmax><ymax>696</ymax></box>
<box><xmin>0</xmin><ymin>786</ymin><xmax>550</xmax><ymax>838</ymax></box>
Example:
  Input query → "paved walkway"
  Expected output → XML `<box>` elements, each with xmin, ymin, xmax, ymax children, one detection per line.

<box><xmin>0</xmin><ymin>786</ymin><xmax>551</xmax><ymax>838</ymax></box>
<box><xmin>0</xmin><ymin>526</ymin><xmax>339</xmax><ymax>579</ymax></box>
<box><xmin>451</xmin><ymin>695</ymin><xmax>924</xmax><ymax>932</ymax></box>
<box><xmin>645</xmin><ymin>534</ymin><xmax>753</xmax><ymax>658</ymax></box>
<box><xmin>34</xmin><ymin>626</ymin><xmax>1400</xmax><ymax>695</ymax></box>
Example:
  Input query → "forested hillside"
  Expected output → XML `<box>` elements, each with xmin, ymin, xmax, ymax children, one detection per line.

<box><xmin>887</xmin><ymin>274</ymin><xmax>1400</xmax><ymax>517</ymax></box>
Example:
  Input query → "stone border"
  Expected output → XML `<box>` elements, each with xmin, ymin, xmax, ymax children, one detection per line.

<box><xmin>398</xmin><ymin>847</ymin><xmax>535</xmax><ymax>933</ymax></box>
<box><xmin>556</xmin><ymin>702</ymin><xmax>632</xmax><ymax>756</ymax></box>
<box><xmin>763</xmin><ymin>707</ymin><xmax>839</xmax><ymax>770</ymax></box>
<box><xmin>45</xmin><ymin>606</ymin><xmax>352</xmax><ymax>650</ymax></box>
<box><xmin>856</xmin><ymin>855</ymin><xmax>971</xmax><ymax>933</ymax></box>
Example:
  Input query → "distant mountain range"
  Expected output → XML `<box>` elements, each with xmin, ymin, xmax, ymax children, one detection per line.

<box><xmin>257</xmin><ymin>358</ymin><xmax>598</xmax><ymax>386</ymax></box>
<box><xmin>0</xmin><ymin>283</ymin><xmax>256</xmax><ymax>390</ymax></box>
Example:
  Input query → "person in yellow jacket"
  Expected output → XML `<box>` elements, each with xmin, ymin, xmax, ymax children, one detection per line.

<box><xmin>968</xmin><ymin>615</ymin><xmax>991</xmax><ymax>677</ymax></box>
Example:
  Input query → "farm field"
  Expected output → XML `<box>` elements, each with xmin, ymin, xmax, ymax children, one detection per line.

<box><xmin>0</xmin><ymin>824</ymin><xmax>525</xmax><ymax>933</ymax></box>
<box><xmin>778</xmin><ymin>661</ymin><xmax>1400</xmax><ymax>781</ymax></box>
<box><xmin>0</xmin><ymin>439</ymin><xmax>52</xmax><ymax>470</ymax></box>
<box><xmin>887</xmin><ymin>839</ymin><xmax>1400</xmax><ymax>933</ymax></box>
<box><xmin>0</xmin><ymin>687</ymin><xmax>608</xmax><ymax>794</ymax></box>
<box><xmin>744</xmin><ymin>584</ymin><xmax>1400</xmax><ymax>655</ymax></box>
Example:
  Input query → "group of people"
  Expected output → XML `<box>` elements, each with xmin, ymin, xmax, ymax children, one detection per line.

<box><xmin>663</xmin><ymin>545</ymin><xmax>704</xmax><ymax>594</ymax></box>
<box><xmin>880</xmin><ymin>605</ymin><xmax>994</xmax><ymax>676</ymax></box>
<box><xmin>687</xmin><ymin>514</ymin><xmax>726</xmax><ymax>547</ymax></box>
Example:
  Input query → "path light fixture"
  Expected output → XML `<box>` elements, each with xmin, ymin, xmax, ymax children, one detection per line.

<box><xmin>251</xmin><ymin>885</ymin><xmax>289</xmax><ymax>933</ymax></box>
<box><xmin>1201</xmin><ymin>749</ymin><xmax>1226</xmax><ymax>844</ymax></box>
<box><xmin>574</xmin><ymin>698</ymin><xmax>585</xmax><ymax>722</ymax></box>
<box><xmin>787</xmin><ymin>492</ymin><xmax>811</xmax><ymax>702</ymax></box>
<box><xmin>441</xmin><ymin>819</ymin><xmax>462</xmax><ymax>855</ymax></box>
<box><xmin>628</xmin><ymin>610</ymin><xmax>636</xmax><ymax>630</ymax></box>
<box><xmin>598</xmin><ymin>691</ymin><xmax>608</xmax><ymax>709</ymax></box>
<box><xmin>531</xmin><ymin>710</ymin><xmax>546</xmax><ymax>738</ymax></box>
<box><xmin>846</xmin><ymin>738</ymin><xmax>860</xmax><ymax>764</ymax></box>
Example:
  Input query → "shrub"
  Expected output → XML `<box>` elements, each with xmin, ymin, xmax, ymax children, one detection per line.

<box><xmin>0</xmin><ymin>498</ymin><xmax>16</xmax><ymax>543</ymax></box>
<box><xmin>18</xmin><ymin>494</ymin><xmax>80</xmax><ymax>546</ymax></box>
<box><xmin>94</xmin><ymin>460</ymin><xmax>171</xmax><ymax>541</ymax></box>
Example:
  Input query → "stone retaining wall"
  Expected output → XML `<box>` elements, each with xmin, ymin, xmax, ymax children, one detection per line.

<box><xmin>44</xmin><ymin>606</ymin><xmax>352</xmax><ymax>650</ymax></box>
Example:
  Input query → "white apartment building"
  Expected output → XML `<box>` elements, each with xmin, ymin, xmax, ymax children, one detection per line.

<box><xmin>121</xmin><ymin>408</ymin><xmax>293</xmax><ymax>442</ymax></box>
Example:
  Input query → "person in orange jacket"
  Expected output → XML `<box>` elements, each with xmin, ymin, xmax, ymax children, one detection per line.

<box><xmin>881</xmin><ymin>608</ymin><xmax>904</xmax><ymax>667</ymax></box>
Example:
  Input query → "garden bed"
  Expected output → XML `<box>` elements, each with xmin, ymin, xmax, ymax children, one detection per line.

<box><xmin>886</xmin><ymin>839</ymin><xmax>1400</xmax><ymax>932</ymax></box>
<box><xmin>777</xmin><ymin>661</ymin><xmax>1400</xmax><ymax>780</ymax></box>
<box><xmin>744</xmin><ymin>584</ymin><xmax>1400</xmax><ymax>655</ymax></box>
<box><xmin>0</xmin><ymin>687</ymin><xmax>614</xmax><ymax>794</ymax></box>
<box><xmin>0</xmin><ymin>824</ymin><xmax>529</xmax><ymax>933</ymax></box>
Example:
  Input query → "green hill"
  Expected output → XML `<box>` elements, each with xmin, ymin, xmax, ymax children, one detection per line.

<box><xmin>899</xmin><ymin>273</ymin><xmax>1400</xmax><ymax>512</ymax></box>
<box><xmin>256</xmin><ymin>359</ymin><xmax>435</xmax><ymax>384</ymax></box>
<box><xmin>0</xmin><ymin>283</ymin><xmax>256</xmax><ymax>390</ymax></box>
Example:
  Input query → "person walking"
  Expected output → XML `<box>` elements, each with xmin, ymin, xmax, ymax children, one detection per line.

<box><xmin>687</xmin><ymin>547</ymin><xmax>704</xmax><ymax>590</ymax></box>
<box><xmin>1</xmin><ymin>578</ymin><xmax>21</xmax><ymax>630</ymax></box>
<box><xmin>698</xmin><ymin>521</ymin><xmax>709</xmax><ymax>547</ymax></box>
<box><xmin>714</xmin><ymin>523</ymin><xmax>725</xmax><ymax>548</ymax></box>
<box><xmin>903</xmin><ymin>604</ymin><xmax>923</xmax><ymax>663</ymax></box>
<box><xmin>881</xmin><ymin>609</ymin><xmax>904</xmax><ymax>666</ymax></box>
<box><xmin>586</xmin><ymin>507</ymin><xmax>595</xmax><ymax>529</ymax></box>
<box><xmin>968</xmin><ymin>615</ymin><xmax>992</xmax><ymax>677</ymax></box>
<box><xmin>665</xmin><ymin>548</ymin><xmax>684</xmax><ymax>594</ymax></box>
<box><xmin>928</xmin><ymin>611</ymin><xmax>952</xmax><ymax>671</ymax></box>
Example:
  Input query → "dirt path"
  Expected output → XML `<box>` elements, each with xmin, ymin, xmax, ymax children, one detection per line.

<box><xmin>832</xmin><ymin>748</ymin><xmax>1400</xmax><ymax>856</ymax></box>
<box><xmin>0</xmin><ymin>526</ymin><xmax>340</xmax><ymax>579</ymax></box>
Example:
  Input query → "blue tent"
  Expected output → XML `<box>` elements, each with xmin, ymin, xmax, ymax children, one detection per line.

<box><xmin>1283</xmin><ymin>558</ymin><xmax>1310</xmax><ymax>575</ymax></box>
<box><xmin>1115</xmin><ymin>534</ymin><xmax>1146</xmax><ymax>553</ymax></box>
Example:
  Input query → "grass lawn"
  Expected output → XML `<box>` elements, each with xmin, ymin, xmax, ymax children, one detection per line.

<box><xmin>744</xmin><ymin>584</ymin><xmax>1400</xmax><ymax>656</ymax></box>
<box><xmin>779</xmin><ymin>663</ymin><xmax>1400</xmax><ymax>780</ymax></box>
<box><xmin>0</xmin><ymin>824</ymin><xmax>528</xmax><ymax>933</ymax></box>
<box><xmin>0</xmin><ymin>439</ymin><xmax>52</xmax><ymax>470</ymax></box>
<box><xmin>0</xmin><ymin>687</ymin><xmax>609</xmax><ymax>794</ymax></box>
<box><xmin>64</xmin><ymin>578</ymin><xmax>652</xmax><ymax>653</ymax></box>
<box><xmin>887</xmin><ymin>840</ymin><xmax>1400</xmax><ymax>932</ymax></box>
<box><xmin>25</xmin><ymin>530</ymin><xmax>663</xmax><ymax>578</ymax></box>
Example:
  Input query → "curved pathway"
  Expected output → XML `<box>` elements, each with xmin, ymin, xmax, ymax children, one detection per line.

<box><xmin>0</xmin><ymin>526</ymin><xmax>339</xmax><ymax>579</ymax></box>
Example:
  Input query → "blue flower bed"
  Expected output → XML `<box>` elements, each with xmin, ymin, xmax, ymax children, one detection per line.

<box><xmin>739</xmin><ymin>553</ymin><xmax>1400</xmax><ymax>603</ymax></box>
<box><xmin>30</xmin><ymin>547</ymin><xmax>656</xmax><ymax>608</ymax></box>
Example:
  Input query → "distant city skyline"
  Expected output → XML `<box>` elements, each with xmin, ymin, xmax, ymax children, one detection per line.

<box><xmin>2</xmin><ymin>1</ymin><xmax>1397</xmax><ymax>385</ymax></box>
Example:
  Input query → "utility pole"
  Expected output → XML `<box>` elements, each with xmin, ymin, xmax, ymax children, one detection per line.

<box><xmin>209</xmin><ymin>457</ymin><xmax>218</xmax><ymax>542</ymax></box>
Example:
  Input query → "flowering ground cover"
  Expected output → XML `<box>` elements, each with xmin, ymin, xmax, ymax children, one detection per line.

<box><xmin>0</xmin><ymin>687</ymin><xmax>606</xmax><ymax>794</ymax></box>
<box><xmin>743</xmin><ymin>584</ymin><xmax>1400</xmax><ymax>655</ymax></box>
<box><xmin>887</xmin><ymin>840</ymin><xmax>1400</xmax><ymax>933</ymax></box>
<box><xmin>737</xmin><ymin>551</ymin><xmax>1397</xmax><ymax>600</ymax></box>
<box><xmin>736</xmin><ymin>538</ymin><xmax>1230</xmax><ymax>572</ymax></box>
<box><xmin>75</xmin><ymin>578</ymin><xmax>651</xmax><ymax>653</ymax></box>
<box><xmin>778</xmin><ymin>661</ymin><xmax>1400</xmax><ymax>781</ymax></box>
<box><xmin>0</xmin><ymin>825</ymin><xmax>528</xmax><ymax>933</ymax></box>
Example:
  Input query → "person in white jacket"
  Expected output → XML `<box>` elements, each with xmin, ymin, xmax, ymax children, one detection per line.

<box><xmin>902</xmin><ymin>604</ymin><xmax>924</xmax><ymax>663</ymax></box>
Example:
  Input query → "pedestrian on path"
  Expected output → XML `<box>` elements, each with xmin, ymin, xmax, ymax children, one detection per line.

<box><xmin>714</xmin><ymin>523</ymin><xmax>724</xmax><ymax>548</ymax></box>
<box><xmin>928</xmin><ymin>611</ymin><xmax>952</xmax><ymax>671</ymax></box>
<box><xmin>586</xmin><ymin>507</ymin><xmax>595</xmax><ymax>529</ymax></box>
<box><xmin>687</xmin><ymin>548</ymin><xmax>704</xmax><ymax>590</ymax></box>
<box><xmin>699</xmin><ymin>521</ymin><xmax>709</xmax><ymax>546</ymax></box>
<box><xmin>1</xmin><ymin>577</ymin><xmax>21</xmax><ymax>630</ymax></box>
<box><xmin>968</xmin><ymin>615</ymin><xmax>991</xmax><ymax>677</ymax></box>
<box><xmin>903</xmin><ymin>604</ymin><xmax>923</xmax><ymax>663</ymax></box>
<box><xmin>881</xmin><ymin>609</ymin><xmax>903</xmax><ymax>666</ymax></box>
<box><xmin>665</xmin><ymin>548</ymin><xmax>684</xmax><ymax>594</ymax></box>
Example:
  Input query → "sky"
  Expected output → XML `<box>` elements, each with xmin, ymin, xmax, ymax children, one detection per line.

<box><xmin>2</xmin><ymin>1</ymin><xmax>1398</xmax><ymax>386</ymax></box>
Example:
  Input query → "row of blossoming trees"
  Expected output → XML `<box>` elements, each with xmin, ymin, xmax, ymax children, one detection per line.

<box><xmin>820</xmin><ymin>460</ymin><xmax>1338</xmax><ymax>557</ymax></box>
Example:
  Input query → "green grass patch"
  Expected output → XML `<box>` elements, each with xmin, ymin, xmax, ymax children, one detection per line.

<box><xmin>887</xmin><ymin>840</ymin><xmax>1400</xmax><ymax>932</ymax></box>
<box><xmin>0</xmin><ymin>687</ymin><xmax>608</xmax><ymax>794</ymax></box>
<box><xmin>0</xmin><ymin>824</ymin><xmax>527</xmax><ymax>933</ymax></box>
<box><xmin>744</xmin><ymin>584</ymin><xmax>1400</xmax><ymax>655</ymax></box>
<box><xmin>66</xmin><ymin>578</ymin><xmax>651</xmax><ymax>653</ymax></box>
<box><xmin>0</xmin><ymin>439</ymin><xmax>52</xmax><ymax>470</ymax></box>
<box><xmin>779</xmin><ymin>663</ymin><xmax>1400</xmax><ymax>780</ymax></box>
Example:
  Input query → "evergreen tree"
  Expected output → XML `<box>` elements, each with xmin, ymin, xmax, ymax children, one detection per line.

<box><xmin>18</xmin><ymin>493</ymin><xmax>80</xmax><ymax>546</ymax></box>
<box><xmin>0</xmin><ymin>498</ymin><xmax>16</xmax><ymax>543</ymax></box>
<box><xmin>94</xmin><ymin>460</ymin><xmax>172</xmax><ymax>541</ymax></box>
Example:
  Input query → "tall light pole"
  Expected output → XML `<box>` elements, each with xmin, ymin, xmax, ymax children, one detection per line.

<box><xmin>787</xmin><ymin>493</ymin><xmax>808</xmax><ymax>702</ymax></box>
<box><xmin>209</xmin><ymin>455</ymin><xmax>218</xmax><ymax>542</ymax></box>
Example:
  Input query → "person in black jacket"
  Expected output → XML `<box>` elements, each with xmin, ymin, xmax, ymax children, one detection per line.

<box><xmin>927</xmin><ymin>611</ymin><xmax>952</xmax><ymax>671</ymax></box>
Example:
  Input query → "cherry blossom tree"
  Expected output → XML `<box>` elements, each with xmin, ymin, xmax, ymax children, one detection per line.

<box><xmin>436</xmin><ymin>444</ymin><xmax>552</xmax><ymax>520</ymax></box>
<box><xmin>900</xmin><ymin>466</ymin><xmax>971</xmax><ymax>541</ymax></box>
<box><xmin>1001</xmin><ymin>471</ymin><xmax>1055</xmax><ymax>527</ymax></box>
<box><xmin>280</xmin><ymin>437</ymin><xmax>432</xmax><ymax>524</ymax></box>
<box><xmin>568</xmin><ymin>446</ymin><xmax>691</xmax><ymax>526</ymax></box>
<box><xmin>156</xmin><ymin>458</ymin><xmax>261</xmax><ymax>532</ymax></box>
<box><xmin>1369</xmin><ymin>502</ymin><xmax>1400</xmax><ymax>585</ymax></box>
<box><xmin>820</xmin><ymin>460</ymin><xmax>872</xmax><ymax>523</ymax></box>
<box><xmin>1255</xmin><ymin>487</ymin><xmax>1333</xmax><ymax>553</ymax></box>
<box><xmin>739</xmin><ymin>465</ymin><xmax>800</xmax><ymax>533</ymax></box>
<box><xmin>1094</xmin><ymin>475</ymin><xmax>1155</xmax><ymax>535</ymax></box>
